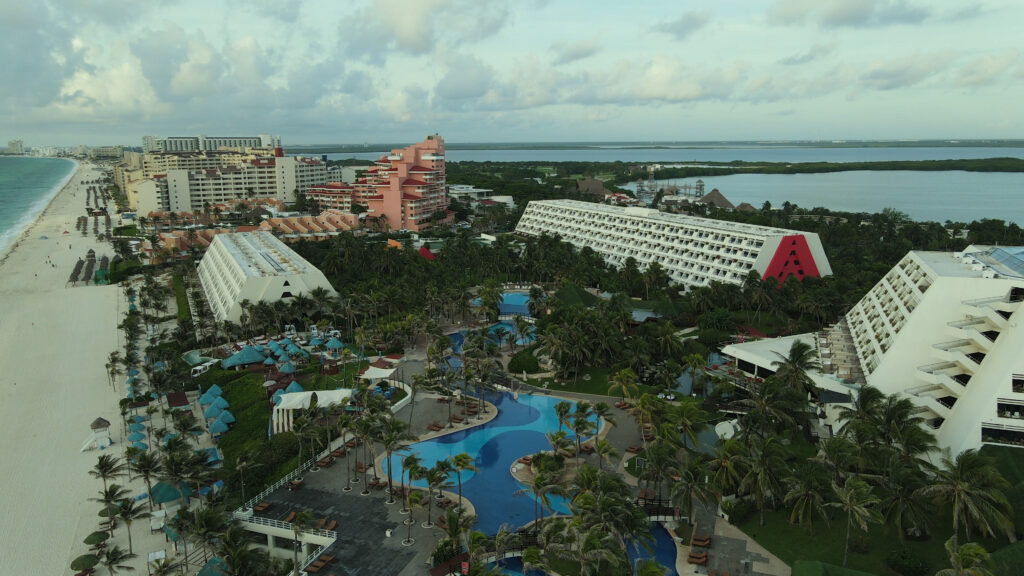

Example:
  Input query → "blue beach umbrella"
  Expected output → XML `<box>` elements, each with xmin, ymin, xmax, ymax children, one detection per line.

<box><xmin>308</xmin><ymin>337</ymin><xmax>322</xmax><ymax>347</ymax></box>
<box><xmin>212</xmin><ymin>396</ymin><xmax>229</xmax><ymax>410</ymax></box>
<box><xmin>286</xmin><ymin>343</ymin><xmax>302</xmax><ymax>354</ymax></box>
<box><xmin>131</xmin><ymin>441</ymin><xmax>149</xmax><ymax>451</ymax></box>
<box><xmin>279</xmin><ymin>338</ymin><xmax>293</xmax><ymax>346</ymax></box>
<box><xmin>217</xmin><ymin>410</ymin><xmax>235</xmax><ymax>424</ymax></box>
<box><xmin>284</xmin><ymin>380</ymin><xmax>303</xmax><ymax>393</ymax></box>
<box><xmin>198</xmin><ymin>393</ymin><xmax>216</xmax><ymax>406</ymax></box>
<box><xmin>209</xmin><ymin>420</ymin><xmax>229</xmax><ymax>434</ymax></box>
<box><xmin>130</xmin><ymin>415</ymin><xmax>147</xmax><ymax>423</ymax></box>
<box><xmin>264</xmin><ymin>357</ymin><xmax>275</xmax><ymax>365</ymax></box>
<box><xmin>203</xmin><ymin>405</ymin><xmax>223</xmax><ymax>419</ymax></box>
<box><xmin>128</xmin><ymin>422</ymin><xmax>145</xmax><ymax>432</ymax></box>
<box><xmin>127</xmin><ymin>431</ymin><xmax>146</xmax><ymax>442</ymax></box>
<box><xmin>272</xmin><ymin>390</ymin><xmax>285</xmax><ymax>405</ymax></box>
<box><xmin>279</xmin><ymin>362</ymin><xmax>296</xmax><ymax>374</ymax></box>
<box><xmin>326</xmin><ymin>337</ymin><xmax>344</xmax><ymax>350</ymax></box>
<box><xmin>161</xmin><ymin>433</ymin><xmax>178</xmax><ymax>445</ymax></box>
<box><xmin>206</xmin><ymin>384</ymin><xmax>223</xmax><ymax>397</ymax></box>
<box><xmin>127</xmin><ymin>368</ymin><xmax>139</xmax><ymax>377</ymax></box>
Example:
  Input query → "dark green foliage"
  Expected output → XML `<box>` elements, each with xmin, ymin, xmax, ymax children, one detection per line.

<box><xmin>884</xmin><ymin>547</ymin><xmax>929</xmax><ymax>576</ymax></box>
<box><xmin>508</xmin><ymin>349</ymin><xmax>540</xmax><ymax>374</ymax></box>
<box><xmin>722</xmin><ymin>498</ymin><xmax>756</xmax><ymax>525</ymax></box>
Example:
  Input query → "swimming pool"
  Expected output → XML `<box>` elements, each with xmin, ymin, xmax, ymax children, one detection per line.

<box><xmin>448</xmin><ymin>321</ymin><xmax>535</xmax><ymax>353</ymax></box>
<box><xmin>386</xmin><ymin>392</ymin><xmax>596</xmax><ymax>534</ymax></box>
<box><xmin>470</xmin><ymin>291</ymin><xmax>532</xmax><ymax>317</ymax></box>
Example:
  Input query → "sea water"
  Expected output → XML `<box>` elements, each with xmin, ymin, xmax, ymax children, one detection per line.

<box><xmin>0</xmin><ymin>157</ymin><xmax>77</xmax><ymax>255</ymax></box>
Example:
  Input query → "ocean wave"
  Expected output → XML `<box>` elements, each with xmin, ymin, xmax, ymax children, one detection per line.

<box><xmin>0</xmin><ymin>158</ymin><xmax>78</xmax><ymax>256</ymax></box>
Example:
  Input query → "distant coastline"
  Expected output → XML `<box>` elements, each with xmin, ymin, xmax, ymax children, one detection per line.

<box><xmin>291</xmin><ymin>139</ymin><xmax>1024</xmax><ymax>154</ymax></box>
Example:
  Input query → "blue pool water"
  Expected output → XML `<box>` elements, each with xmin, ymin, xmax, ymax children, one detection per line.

<box><xmin>470</xmin><ymin>291</ymin><xmax>532</xmax><ymax>316</ymax></box>
<box><xmin>448</xmin><ymin>321</ymin><xmax>535</xmax><ymax>353</ymax></box>
<box><xmin>387</xmin><ymin>392</ymin><xmax>597</xmax><ymax>534</ymax></box>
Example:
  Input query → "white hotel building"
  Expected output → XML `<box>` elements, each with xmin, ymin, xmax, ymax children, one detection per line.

<box><xmin>197</xmin><ymin>231</ymin><xmax>336</xmax><ymax>323</ymax></box>
<box><xmin>514</xmin><ymin>200</ymin><xmax>832</xmax><ymax>289</ymax></box>
<box><xmin>724</xmin><ymin>245</ymin><xmax>1024</xmax><ymax>454</ymax></box>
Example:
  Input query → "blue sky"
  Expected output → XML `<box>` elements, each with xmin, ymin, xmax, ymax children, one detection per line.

<box><xmin>2</xmin><ymin>0</ymin><xmax>1023</xmax><ymax>146</ymax></box>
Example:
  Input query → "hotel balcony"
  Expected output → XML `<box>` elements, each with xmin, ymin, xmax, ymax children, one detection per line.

<box><xmin>917</xmin><ymin>360</ymin><xmax>972</xmax><ymax>393</ymax></box>
<box><xmin>932</xmin><ymin>339</ymin><xmax>987</xmax><ymax>367</ymax></box>
<box><xmin>947</xmin><ymin>316</ymin><xmax>1000</xmax><ymax>351</ymax></box>
<box><xmin>905</xmin><ymin>392</ymin><xmax>951</xmax><ymax>420</ymax></box>
<box><xmin>963</xmin><ymin>293</ymin><xmax>1023</xmax><ymax>327</ymax></box>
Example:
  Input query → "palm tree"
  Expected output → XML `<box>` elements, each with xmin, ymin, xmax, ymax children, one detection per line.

<box><xmin>771</xmin><ymin>339</ymin><xmax>821</xmax><ymax>397</ymax></box>
<box><xmin>708</xmin><ymin>439</ymin><xmax>748</xmax><ymax>497</ymax></box>
<box><xmin>452</xmin><ymin>452</ymin><xmax>478</xmax><ymax>508</ymax></box>
<box><xmin>291</xmin><ymin>511</ymin><xmax>314</xmax><ymax>576</ymax></box>
<box><xmin>378</xmin><ymin>417</ymin><xmax>416</xmax><ymax>504</ymax></box>
<box><xmin>148</xmin><ymin>558</ymin><xmax>181</xmax><ymax>576</ymax></box>
<box><xmin>783</xmin><ymin>461</ymin><xmax>830</xmax><ymax>533</ymax></box>
<box><xmin>117</xmin><ymin>498</ymin><xmax>150</xmax><ymax>554</ymax></box>
<box><xmin>879</xmin><ymin>456</ymin><xmax>931</xmax><ymax>541</ymax></box>
<box><xmin>400</xmin><ymin>454</ymin><xmax>423</xmax><ymax>514</ymax></box>
<box><xmin>93</xmin><ymin>483</ymin><xmax>130</xmax><ymax>537</ymax></box>
<box><xmin>595</xmin><ymin>438</ymin><xmax>619</xmax><ymax>471</ymax></box>
<box><xmin>91</xmin><ymin>454</ymin><xmax>127</xmax><ymax>492</ymax></box>
<box><xmin>671</xmin><ymin>457</ymin><xmax>719</xmax><ymax>526</ymax></box>
<box><xmin>235</xmin><ymin>449</ymin><xmax>260</xmax><ymax>509</ymax></box>
<box><xmin>132</xmin><ymin>451</ymin><xmax>163</xmax><ymax>510</ymax></box>
<box><xmin>741</xmin><ymin>437</ymin><xmax>787</xmax><ymax>526</ymax></box>
<box><xmin>916</xmin><ymin>449</ymin><xmax>1013</xmax><ymax>548</ymax></box>
<box><xmin>404</xmin><ymin>490</ymin><xmax>425</xmax><ymax>546</ymax></box>
<box><xmin>634</xmin><ymin>558</ymin><xmax>669</xmax><ymax>576</ymax></box>
<box><xmin>570</xmin><ymin>415</ymin><xmax>595</xmax><ymax>464</ymax></box>
<box><xmin>99</xmin><ymin>545</ymin><xmax>137</xmax><ymax>575</ymax></box>
<box><xmin>607</xmin><ymin>367</ymin><xmax>639</xmax><ymax>402</ymax></box>
<box><xmin>683</xmin><ymin>353</ymin><xmax>706</xmax><ymax>395</ymax></box>
<box><xmin>553</xmin><ymin>401</ymin><xmax>572</xmax><ymax>432</ymax></box>
<box><xmin>521</xmin><ymin>547</ymin><xmax>545</xmax><ymax>576</ymax></box>
<box><xmin>937</xmin><ymin>537</ymin><xmax>995</xmax><ymax>576</ymax></box>
<box><xmin>826</xmin><ymin>478</ymin><xmax>883</xmax><ymax>568</ymax></box>
<box><xmin>423</xmin><ymin>464</ymin><xmax>451</xmax><ymax>527</ymax></box>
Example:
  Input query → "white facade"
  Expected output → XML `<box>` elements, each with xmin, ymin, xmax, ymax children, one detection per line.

<box><xmin>7</xmin><ymin>140</ymin><xmax>25</xmax><ymax>154</ymax></box>
<box><xmin>842</xmin><ymin>246</ymin><xmax>1024</xmax><ymax>453</ymax></box>
<box><xmin>515</xmin><ymin>199</ymin><xmax>832</xmax><ymax>289</ymax></box>
<box><xmin>197</xmin><ymin>231</ymin><xmax>336</xmax><ymax>323</ymax></box>
<box><xmin>164</xmin><ymin>157</ymin><xmax>327</xmax><ymax>212</ymax></box>
<box><xmin>143</xmin><ymin>134</ymin><xmax>279</xmax><ymax>153</ymax></box>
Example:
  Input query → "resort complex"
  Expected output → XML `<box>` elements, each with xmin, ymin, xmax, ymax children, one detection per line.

<box><xmin>514</xmin><ymin>199</ymin><xmax>832</xmax><ymax>289</ymax></box>
<box><xmin>197</xmin><ymin>231</ymin><xmax>336</xmax><ymax>322</ymax></box>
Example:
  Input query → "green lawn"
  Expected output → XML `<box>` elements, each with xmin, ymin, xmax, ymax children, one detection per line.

<box><xmin>981</xmin><ymin>445</ymin><xmax>1024</xmax><ymax>485</ymax></box>
<box><xmin>527</xmin><ymin>366</ymin><xmax>658</xmax><ymax>397</ymax></box>
<box><xmin>737</xmin><ymin>505</ymin><xmax>1008</xmax><ymax>576</ymax></box>
<box><xmin>172</xmin><ymin>274</ymin><xmax>191</xmax><ymax>322</ymax></box>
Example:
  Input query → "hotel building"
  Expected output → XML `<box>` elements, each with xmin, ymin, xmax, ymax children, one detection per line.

<box><xmin>514</xmin><ymin>200</ymin><xmax>832</xmax><ymax>289</ymax></box>
<box><xmin>197</xmin><ymin>231</ymin><xmax>336</xmax><ymax>323</ymax></box>
<box><xmin>723</xmin><ymin>245</ymin><xmax>1024</xmax><ymax>454</ymax></box>
<box><xmin>142</xmin><ymin>134</ymin><xmax>280</xmax><ymax>153</ymax></box>
<box><xmin>352</xmin><ymin>135</ymin><xmax>451</xmax><ymax>232</ymax></box>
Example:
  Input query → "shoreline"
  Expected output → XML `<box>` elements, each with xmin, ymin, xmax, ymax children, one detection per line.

<box><xmin>0</xmin><ymin>160</ymin><xmax>126</xmax><ymax>575</ymax></box>
<box><xmin>0</xmin><ymin>157</ymin><xmax>80</xmax><ymax>267</ymax></box>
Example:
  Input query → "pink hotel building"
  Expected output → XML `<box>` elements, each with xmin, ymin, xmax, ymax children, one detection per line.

<box><xmin>306</xmin><ymin>135</ymin><xmax>452</xmax><ymax>232</ymax></box>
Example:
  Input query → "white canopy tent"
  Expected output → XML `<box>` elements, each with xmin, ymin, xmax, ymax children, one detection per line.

<box><xmin>271</xmin><ymin>389</ymin><xmax>353</xmax><ymax>435</ymax></box>
<box><xmin>358</xmin><ymin>366</ymin><xmax>396</xmax><ymax>381</ymax></box>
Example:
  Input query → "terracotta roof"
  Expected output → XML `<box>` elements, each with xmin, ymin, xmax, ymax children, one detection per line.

<box><xmin>166</xmin><ymin>391</ymin><xmax>189</xmax><ymax>408</ymax></box>
<box><xmin>735</xmin><ymin>202</ymin><xmax>757</xmax><ymax>212</ymax></box>
<box><xmin>90</xmin><ymin>417</ymin><xmax>111</xmax><ymax>430</ymax></box>
<box><xmin>401</xmin><ymin>179</ymin><xmax>429</xmax><ymax>187</ymax></box>
<box><xmin>408</xmin><ymin>166</ymin><xmax>434</xmax><ymax>172</ymax></box>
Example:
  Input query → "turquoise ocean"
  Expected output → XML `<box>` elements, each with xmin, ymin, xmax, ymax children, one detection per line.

<box><xmin>0</xmin><ymin>157</ymin><xmax>77</xmax><ymax>255</ymax></box>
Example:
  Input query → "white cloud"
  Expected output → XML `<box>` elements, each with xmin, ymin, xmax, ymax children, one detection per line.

<box><xmin>860</xmin><ymin>53</ymin><xmax>952</xmax><ymax>90</ymax></box>
<box><xmin>957</xmin><ymin>51</ymin><xmax>1020</xmax><ymax>86</ymax></box>
<box><xmin>551</xmin><ymin>35</ymin><xmax>601</xmax><ymax>65</ymax></box>
<box><xmin>768</xmin><ymin>0</ymin><xmax>929</xmax><ymax>28</ymax></box>
<box><xmin>654</xmin><ymin>11</ymin><xmax>711</xmax><ymax>40</ymax></box>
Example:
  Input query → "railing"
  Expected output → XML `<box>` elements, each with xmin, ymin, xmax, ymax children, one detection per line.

<box><xmin>301</xmin><ymin>544</ymin><xmax>329</xmax><ymax>572</ymax></box>
<box><xmin>235</xmin><ymin>514</ymin><xmax>338</xmax><ymax>540</ymax></box>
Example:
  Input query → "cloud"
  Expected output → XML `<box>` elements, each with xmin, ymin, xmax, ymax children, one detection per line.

<box><xmin>768</xmin><ymin>0</ymin><xmax>929</xmax><ymax>28</ymax></box>
<box><xmin>551</xmin><ymin>35</ymin><xmax>601</xmax><ymax>65</ymax></box>
<box><xmin>654</xmin><ymin>11</ymin><xmax>711</xmax><ymax>40</ymax></box>
<box><xmin>0</xmin><ymin>3</ymin><xmax>88</xmax><ymax>108</ymax></box>
<box><xmin>435</xmin><ymin>53</ymin><xmax>497</xmax><ymax>101</ymax></box>
<box><xmin>957</xmin><ymin>51</ymin><xmax>1020</xmax><ymax>86</ymax></box>
<box><xmin>779</xmin><ymin>43</ymin><xmax>836</xmax><ymax>65</ymax></box>
<box><xmin>860</xmin><ymin>53</ymin><xmax>951</xmax><ymax>90</ymax></box>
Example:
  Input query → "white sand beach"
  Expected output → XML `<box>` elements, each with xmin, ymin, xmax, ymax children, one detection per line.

<box><xmin>0</xmin><ymin>162</ymin><xmax>127</xmax><ymax>574</ymax></box>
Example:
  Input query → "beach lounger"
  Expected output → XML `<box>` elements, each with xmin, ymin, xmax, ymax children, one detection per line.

<box><xmin>517</xmin><ymin>455</ymin><xmax>533</xmax><ymax>464</ymax></box>
<box><xmin>626</xmin><ymin>445</ymin><xmax>643</xmax><ymax>453</ymax></box>
<box><xmin>355</xmin><ymin>462</ymin><xmax>368</xmax><ymax>473</ymax></box>
<box><xmin>450</xmin><ymin>415</ymin><xmax>464</xmax><ymax>423</ymax></box>
<box><xmin>288</xmin><ymin>479</ymin><xmax>304</xmax><ymax>490</ymax></box>
<box><xmin>324</xmin><ymin>520</ymin><xmax>337</xmax><ymax>531</ymax></box>
<box><xmin>330</xmin><ymin>448</ymin><xmax>347</xmax><ymax>458</ymax></box>
<box><xmin>345</xmin><ymin>439</ymin><xmax>358</xmax><ymax>448</ymax></box>
<box><xmin>284</xmin><ymin>511</ymin><xmax>296</xmax><ymax>523</ymax></box>
<box><xmin>436</xmin><ymin>396</ymin><xmax>450</xmax><ymax>403</ymax></box>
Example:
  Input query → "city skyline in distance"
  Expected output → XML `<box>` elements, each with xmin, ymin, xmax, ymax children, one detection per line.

<box><xmin>3</xmin><ymin>0</ymin><xmax>1024</xmax><ymax>147</ymax></box>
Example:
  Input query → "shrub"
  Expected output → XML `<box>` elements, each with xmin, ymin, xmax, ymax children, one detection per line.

<box><xmin>722</xmin><ymin>498</ymin><xmax>756</xmax><ymax>525</ymax></box>
<box><xmin>508</xmin><ymin>350</ymin><xmax>540</xmax><ymax>374</ymax></box>
<box><xmin>885</xmin><ymin>547</ymin><xmax>929</xmax><ymax>576</ymax></box>
<box><xmin>849</xmin><ymin>534</ymin><xmax>870</xmax><ymax>555</ymax></box>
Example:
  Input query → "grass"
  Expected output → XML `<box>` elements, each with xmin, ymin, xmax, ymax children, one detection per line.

<box><xmin>981</xmin><ymin>445</ymin><xmax>1024</xmax><ymax>485</ymax></box>
<box><xmin>527</xmin><ymin>366</ymin><xmax>659</xmax><ymax>397</ymax></box>
<box><xmin>171</xmin><ymin>273</ymin><xmax>191</xmax><ymax>322</ymax></box>
<box><xmin>553</xmin><ymin>283</ymin><xmax>599</xmax><ymax>308</ymax></box>
<box><xmin>112</xmin><ymin>225</ymin><xmax>139</xmax><ymax>237</ymax></box>
<box><xmin>737</xmin><ymin>504</ymin><xmax>1008</xmax><ymax>576</ymax></box>
<box><xmin>990</xmin><ymin>541</ymin><xmax>1024</xmax><ymax>576</ymax></box>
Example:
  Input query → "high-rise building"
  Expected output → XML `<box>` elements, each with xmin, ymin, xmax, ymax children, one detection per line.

<box><xmin>197</xmin><ymin>231</ymin><xmax>336</xmax><ymax>323</ymax></box>
<box><xmin>7</xmin><ymin>140</ymin><xmax>25</xmax><ymax>154</ymax></box>
<box><xmin>514</xmin><ymin>199</ymin><xmax>832</xmax><ymax>289</ymax></box>
<box><xmin>723</xmin><ymin>245</ymin><xmax>1024</xmax><ymax>454</ymax></box>
<box><xmin>350</xmin><ymin>134</ymin><xmax>451</xmax><ymax>232</ymax></box>
<box><xmin>141</xmin><ymin>134</ymin><xmax>281</xmax><ymax>153</ymax></box>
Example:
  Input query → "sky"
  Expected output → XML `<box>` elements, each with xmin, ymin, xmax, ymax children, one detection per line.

<box><xmin>2</xmin><ymin>0</ymin><xmax>1023</xmax><ymax>147</ymax></box>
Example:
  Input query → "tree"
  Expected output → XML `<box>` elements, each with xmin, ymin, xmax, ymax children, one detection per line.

<box><xmin>116</xmin><ymin>498</ymin><xmax>150</xmax><ymax>554</ymax></box>
<box><xmin>554</xmin><ymin>401</ymin><xmax>573</xmax><ymax>432</ymax></box>
<box><xmin>595</xmin><ymin>438</ymin><xmax>619</xmax><ymax>471</ymax></box>
<box><xmin>131</xmin><ymin>451</ymin><xmax>162</xmax><ymax>510</ymax></box>
<box><xmin>291</xmin><ymin>511</ymin><xmax>314</xmax><ymax>576</ymax></box>
<box><xmin>99</xmin><ymin>544</ymin><xmax>137</xmax><ymax>576</ymax></box>
<box><xmin>936</xmin><ymin>537</ymin><xmax>995</xmax><ymax>576</ymax></box>
<box><xmin>235</xmin><ymin>450</ymin><xmax>260</xmax><ymax>509</ymax></box>
<box><xmin>378</xmin><ymin>417</ymin><xmax>416</xmax><ymax>504</ymax></box>
<box><xmin>783</xmin><ymin>461</ymin><xmax>830</xmax><ymax>533</ymax></box>
<box><xmin>916</xmin><ymin>449</ymin><xmax>1013</xmax><ymax>549</ymax></box>
<box><xmin>671</xmin><ymin>457</ymin><xmax>719</xmax><ymax>526</ymax></box>
<box><xmin>741</xmin><ymin>437</ymin><xmax>787</xmax><ymax>526</ymax></box>
<box><xmin>634</xmin><ymin>558</ymin><xmax>669</xmax><ymax>576</ymax></box>
<box><xmin>827</xmin><ymin>478</ymin><xmax>883</xmax><ymax>568</ymax></box>
<box><xmin>452</xmin><ymin>452</ymin><xmax>478</xmax><ymax>508</ymax></box>
<box><xmin>771</xmin><ymin>339</ymin><xmax>821</xmax><ymax>397</ymax></box>
<box><xmin>404</xmin><ymin>490</ymin><xmax>424</xmax><ymax>546</ymax></box>
<box><xmin>91</xmin><ymin>454</ymin><xmax>127</xmax><ymax>492</ymax></box>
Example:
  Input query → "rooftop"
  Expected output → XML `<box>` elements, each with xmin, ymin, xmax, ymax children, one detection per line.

<box><xmin>528</xmin><ymin>199</ymin><xmax>805</xmax><ymax>237</ymax></box>
<box><xmin>214</xmin><ymin>231</ymin><xmax>318</xmax><ymax>278</ymax></box>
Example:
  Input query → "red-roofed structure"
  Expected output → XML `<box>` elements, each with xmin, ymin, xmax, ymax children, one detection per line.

<box><xmin>353</xmin><ymin>135</ymin><xmax>452</xmax><ymax>232</ymax></box>
<box><xmin>418</xmin><ymin>246</ymin><xmax>436</xmax><ymax>260</ymax></box>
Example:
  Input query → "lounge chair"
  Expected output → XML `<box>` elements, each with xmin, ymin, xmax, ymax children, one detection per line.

<box><xmin>330</xmin><ymin>447</ymin><xmax>347</xmax><ymax>458</ymax></box>
<box><xmin>626</xmin><ymin>445</ymin><xmax>643</xmax><ymax>453</ymax></box>
<box><xmin>283</xmin><ymin>511</ymin><xmax>296</xmax><ymax>523</ymax></box>
<box><xmin>254</xmin><ymin>501</ymin><xmax>272</xmax><ymax>512</ymax></box>
<box><xmin>324</xmin><ymin>519</ymin><xmax>337</xmax><ymax>531</ymax></box>
<box><xmin>450</xmin><ymin>415</ymin><xmax>464</xmax><ymax>423</ymax></box>
<box><xmin>288</xmin><ymin>479</ymin><xmax>304</xmax><ymax>490</ymax></box>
